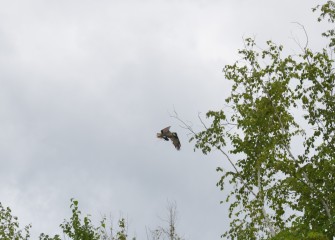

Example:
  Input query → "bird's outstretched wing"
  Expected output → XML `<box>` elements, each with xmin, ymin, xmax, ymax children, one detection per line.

<box><xmin>161</xmin><ymin>126</ymin><xmax>171</xmax><ymax>134</ymax></box>
<box><xmin>157</xmin><ymin>126</ymin><xmax>171</xmax><ymax>141</ymax></box>
<box><xmin>169</xmin><ymin>133</ymin><xmax>181</xmax><ymax>150</ymax></box>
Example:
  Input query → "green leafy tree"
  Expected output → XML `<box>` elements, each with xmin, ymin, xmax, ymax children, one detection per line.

<box><xmin>0</xmin><ymin>199</ymin><xmax>135</xmax><ymax>240</ymax></box>
<box><xmin>54</xmin><ymin>199</ymin><xmax>133</xmax><ymax>240</ymax></box>
<box><xmin>0</xmin><ymin>202</ymin><xmax>31</xmax><ymax>240</ymax></box>
<box><xmin>59</xmin><ymin>198</ymin><xmax>101</xmax><ymax>240</ymax></box>
<box><xmin>99</xmin><ymin>216</ymin><xmax>130</xmax><ymax>240</ymax></box>
<box><xmin>0</xmin><ymin>199</ymin><xmax>133</xmax><ymax>240</ymax></box>
<box><xmin>39</xmin><ymin>233</ymin><xmax>61</xmax><ymax>240</ymax></box>
<box><xmin>175</xmin><ymin>1</ymin><xmax>335</xmax><ymax>239</ymax></box>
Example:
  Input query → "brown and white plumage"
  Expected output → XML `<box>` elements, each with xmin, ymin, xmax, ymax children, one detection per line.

<box><xmin>157</xmin><ymin>126</ymin><xmax>181</xmax><ymax>150</ymax></box>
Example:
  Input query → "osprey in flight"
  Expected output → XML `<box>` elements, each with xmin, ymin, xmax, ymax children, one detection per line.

<box><xmin>157</xmin><ymin>126</ymin><xmax>181</xmax><ymax>150</ymax></box>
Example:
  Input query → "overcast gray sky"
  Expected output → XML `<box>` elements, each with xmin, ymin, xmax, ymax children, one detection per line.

<box><xmin>0</xmin><ymin>0</ymin><xmax>325</xmax><ymax>239</ymax></box>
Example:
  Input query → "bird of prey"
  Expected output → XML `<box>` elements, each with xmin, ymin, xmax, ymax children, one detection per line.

<box><xmin>156</xmin><ymin>126</ymin><xmax>181</xmax><ymax>150</ymax></box>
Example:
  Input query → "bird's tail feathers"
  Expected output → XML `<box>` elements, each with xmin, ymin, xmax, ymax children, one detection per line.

<box><xmin>157</xmin><ymin>133</ymin><xmax>163</xmax><ymax>138</ymax></box>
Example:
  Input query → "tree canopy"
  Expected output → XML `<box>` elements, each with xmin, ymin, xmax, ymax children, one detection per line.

<box><xmin>184</xmin><ymin>1</ymin><xmax>335</xmax><ymax>239</ymax></box>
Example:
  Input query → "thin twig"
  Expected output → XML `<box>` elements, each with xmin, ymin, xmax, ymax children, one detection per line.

<box><xmin>291</xmin><ymin>22</ymin><xmax>309</xmax><ymax>50</ymax></box>
<box><xmin>197</xmin><ymin>112</ymin><xmax>208</xmax><ymax>130</ymax></box>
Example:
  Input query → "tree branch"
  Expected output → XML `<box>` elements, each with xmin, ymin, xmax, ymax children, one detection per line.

<box><xmin>171</xmin><ymin>110</ymin><xmax>276</xmax><ymax>237</ymax></box>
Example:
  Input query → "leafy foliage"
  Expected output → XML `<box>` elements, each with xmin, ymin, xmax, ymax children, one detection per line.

<box><xmin>59</xmin><ymin>198</ymin><xmax>102</xmax><ymax>240</ymax></box>
<box><xmin>188</xmin><ymin>1</ymin><xmax>335</xmax><ymax>239</ymax></box>
<box><xmin>0</xmin><ymin>199</ymin><xmax>133</xmax><ymax>240</ymax></box>
<box><xmin>57</xmin><ymin>199</ymin><xmax>132</xmax><ymax>240</ymax></box>
<box><xmin>0</xmin><ymin>202</ymin><xmax>31</xmax><ymax>240</ymax></box>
